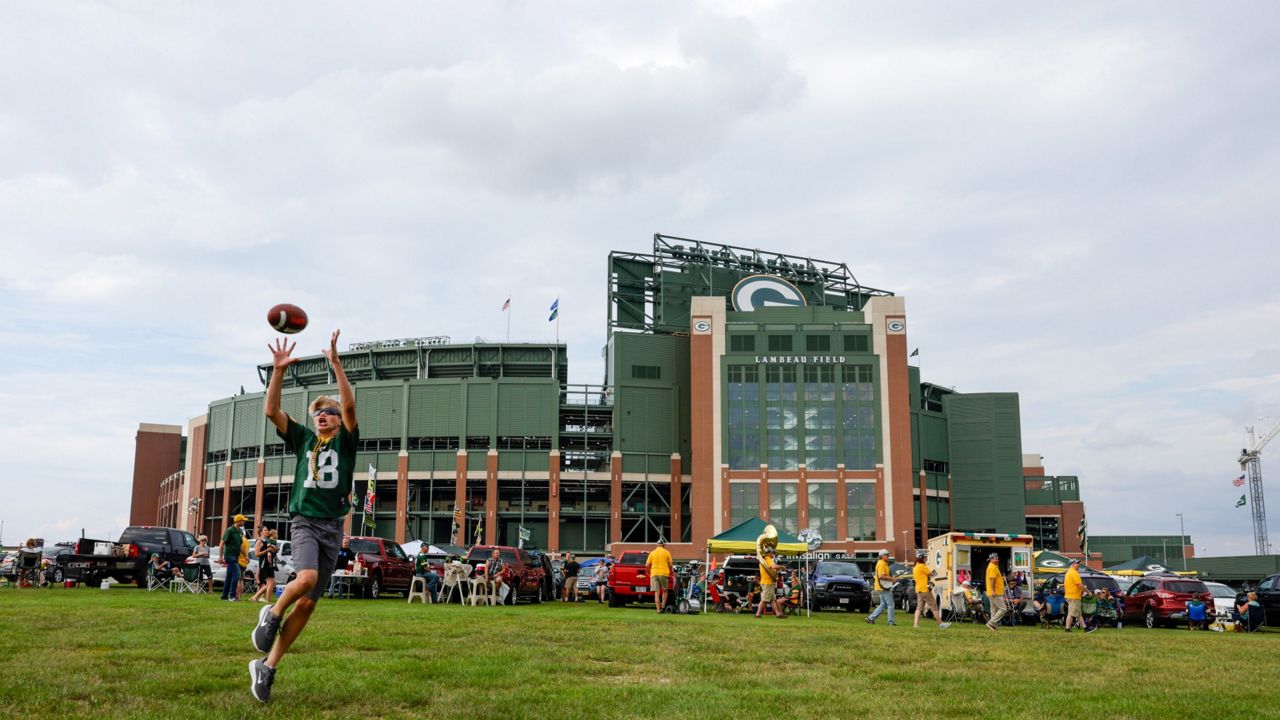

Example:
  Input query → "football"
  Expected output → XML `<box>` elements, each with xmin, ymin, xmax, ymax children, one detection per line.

<box><xmin>267</xmin><ymin>303</ymin><xmax>308</xmax><ymax>334</ymax></box>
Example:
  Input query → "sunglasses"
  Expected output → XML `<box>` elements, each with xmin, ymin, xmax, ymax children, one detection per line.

<box><xmin>313</xmin><ymin>408</ymin><xmax>341</xmax><ymax>418</ymax></box>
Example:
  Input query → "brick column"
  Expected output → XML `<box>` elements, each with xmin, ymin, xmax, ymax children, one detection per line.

<box><xmin>221</xmin><ymin>463</ymin><xmax>232</xmax><ymax>530</ymax></box>
<box><xmin>395</xmin><ymin>451</ymin><xmax>409</xmax><ymax>543</ymax></box>
<box><xmin>797</xmin><ymin>464</ymin><xmax>809</xmax><ymax>532</ymax></box>
<box><xmin>485</xmin><ymin>449</ymin><xmax>498</xmax><ymax>545</ymax></box>
<box><xmin>609</xmin><ymin>452</ymin><xmax>622</xmax><ymax>544</ymax></box>
<box><xmin>454</xmin><ymin>450</ymin><xmax>468</xmax><ymax>545</ymax></box>
<box><xmin>548</xmin><ymin>451</ymin><xmax>560</xmax><ymax>552</ymax></box>
<box><xmin>918</xmin><ymin>470</ymin><xmax>929</xmax><ymax>549</ymax></box>
<box><xmin>669</xmin><ymin>454</ymin><xmax>683</xmax><ymax>543</ymax></box>
<box><xmin>254</xmin><ymin>459</ymin><xmax>265</xmax><ymax>526</ymax></box>
<box><xmin>719</xmin><ymin>466</ymin><xmax>730</xmax><ymax>529</ymax></box>
<box><xmin>759</xmin><ymin>466</ymin><xmax>770</xmax><ymax>522</ymax></box>
<box><xmin>834</xmin><ymin>464</ymin><xmax>847</xmax><ymax>542</ymax></box>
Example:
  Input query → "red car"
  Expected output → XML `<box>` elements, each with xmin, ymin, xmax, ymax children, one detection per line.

<box><xmin>606</xmin><ymin>551</ymin><xmax>679</xmax><ymax>609</ymax></box>
<box><xmin>347</xmin><ymin>536</ymin><xmax>415</xmax><ymax>599</ymax></box>
<box><xmin>465</xmin><ymin>545</ymin><xmax>548</xmax><ymax>604</ymax></box>
<box><xmin>1122</xmin><ymin>575</ymin><xmax>1214</xmax><ymax>628</ymax></box>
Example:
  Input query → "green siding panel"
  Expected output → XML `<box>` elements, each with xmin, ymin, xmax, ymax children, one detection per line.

<box><xmin>945</xmin><ymin>393</ymin><xmax>1025</xmax><ymax>534</ymax></box>
<box><xmin>355</xmin><ymin>385</ymin><xmax>403</xmax><ymax>439</ymax></box>
<box><xmin>407</xmin><ymin>384</ymin><xmax>462</xmax><ymax>437</ymax></box>
<box><xmin>497</xmin><ymin>381</ymin><xmax>558</xmax><ymax>437</ymax></box>
<box><xmin>208</xmin><ymin>403</ymin><xmax>232</xmax><ymax>452</ymax></box>
<box><xmin>465</xmin><ymin>381</ymin><xmax>495</xmax><ymax>438</ymax></box>
<box><xmin>232</xmin><ymin>398</ymin><xmax>263</xmax><ymax>449</ymax></box>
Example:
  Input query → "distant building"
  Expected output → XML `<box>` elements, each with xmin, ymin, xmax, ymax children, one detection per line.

<box><xmin>1090</xmin><ymin>535</ymin><xmax>1195</xmax><ymax>567</ymax></box>
<box><xmin>130</xmin><ymin>234</ymin><xmax>1090</xmax><ymax>559</ymax></box>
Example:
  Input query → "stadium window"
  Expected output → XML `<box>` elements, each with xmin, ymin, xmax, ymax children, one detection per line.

<box><xmin>357</xmin><ymin>438</ymin><xmax>401</xmax><ymax>452</ymax></box>
<box><xmin>631</xmin><ymin>365</ymin><xmax>661</xmax><ymax>380</ymax></box>
<box><xmin>206</xmin><ymin>449</ymin><xmax>228</xmax><ymax>464</ymax></box>
<box><xmin>263</xmin><ymin>444</ymin><xmax>287</xmax><ymax>458</ymax></box>
<box><xmin>805</xmin><ymin>335</ymin><xmax>831</xmax><ymax>352</ymax></box>
<box><xmin>843</xmin><ymin>334</ymin><xmax>870</xmax><ymax>353</ymax></box>
<box><xmin>729</xmin><ymin>483</ymin><xmax>760</xmax><ymax>526</ymax></box>
<box><xmin>845</xmin><ymin>482</ymin><xmax>875</xmax><ymax>540</ymax></box>
<box><xmin>729</xmin><ymin>334</ymin><xmax>756</xmax><ymax>352</ymax></box>
<box><xmin>767</xmin><ymin>335</ymin><xmax>793</xmax><ymax>352</ymax></box>
<box><xmin>408</xmin><ymin>436</ymin><xmax>460</xmax><ymax>451</ymax></box>
<box><xmin>465</xmin><ymin>436</ymin><xmax>490</xmax><ymax>451</ymax></box>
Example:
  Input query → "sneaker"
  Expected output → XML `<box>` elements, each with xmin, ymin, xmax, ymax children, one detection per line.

<box><xmin>1085</xmin><ymin>624</ymin><xmax>1098</xmax><ymax>634</ymax></box>
<box><xmin>252</xmin><ymin>604</ymin><xmax>282</xmax><ymax>653</ymax></box>
<box><xmin>986</xmin><ymin>623</ymin><xmax>997</xmax><ymax>632</ymax></box>
<box><xmin>887</xmin><ymin>621</ymin><xmax>896</xmax><ymax>626</ymax></box>
<box><xmin>248</xmin><ymin>658</ymin><xmax>275</xmax><ymax>703</ymax></box>
<box><xmin>865</xmin><ymin>617</ymin><xmax>875</xmax><ymax>624</ymax></box>
<box><xmin>939</xmin><ymin>622</ymin><xmax>952</xmax><ymax>630</ymax></box>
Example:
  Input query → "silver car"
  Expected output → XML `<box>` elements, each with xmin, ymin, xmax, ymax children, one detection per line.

<box><xmin>209</xmin><ymin>546</ymin><xmax>295</xmax><ymax>588</ymax></box>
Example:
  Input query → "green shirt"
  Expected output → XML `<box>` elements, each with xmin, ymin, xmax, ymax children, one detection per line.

<box><xmin>278</xmin><ymin>416</ymin><xmax>359</xmax><ymax>519</ymax></box>
<box><xmin>221</xmin><ymin>525</ymin><xmax>243</xmax><ymax>560</ymax></box>
<box><xmin>416</xmin><ymin>553</ymin><xmax>433</xmax><ymax>574</ymax></box>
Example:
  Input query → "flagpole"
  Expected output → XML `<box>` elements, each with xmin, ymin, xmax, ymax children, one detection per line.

<box><xmin>506</xmin><ymin>295</ymin><xmax>511</xmax><ymax>343</ymax></box>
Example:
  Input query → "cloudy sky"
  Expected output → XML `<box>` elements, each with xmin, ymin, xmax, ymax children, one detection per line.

<box><xmin>3</xmin><ymin>2</ymin><xmax>1277</xmax><ymax>556</ymax></box>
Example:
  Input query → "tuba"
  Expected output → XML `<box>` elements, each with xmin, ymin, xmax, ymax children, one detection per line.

<box><xmin>757</xmin><ymin>524</ymin><xmax>779</xmax><ymax>583</ymax></box>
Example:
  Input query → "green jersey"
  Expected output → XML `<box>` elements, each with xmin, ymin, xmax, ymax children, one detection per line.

<box><xmin>278</xmin><ymin>416</ymin><xmax>359</xmax><ymax>519</ymax></box>
<box><xmin>416</xmin><ymin>553</ymin><xmax>433</xmax><ymax>574</ymax></box>
<box><xmin>221</xmin><ymin>525</ymin><xmax>243</xmax><ymax>560</ymax></box>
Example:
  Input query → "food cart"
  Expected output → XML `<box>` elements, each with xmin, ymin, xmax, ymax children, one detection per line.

<box><xmin>926</xmin><ymin>532</ymin><xmax>1035</xmax><ymax>614</ymax></box>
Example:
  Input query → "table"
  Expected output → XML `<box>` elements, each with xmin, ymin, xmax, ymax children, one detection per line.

<box><xmin>329</xmin><ymin>570</ymin><xmax>367</xmax><ymax>599</ymax></box>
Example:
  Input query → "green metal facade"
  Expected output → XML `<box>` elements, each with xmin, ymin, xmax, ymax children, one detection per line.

<box><xmin>1091</xmin><ymin>535</ymin><xmax>1192</xmax><ymax>566</ymax></box>
<box><xmin>944</xmin><ymin>392</ymin><xmax>1027</xmax><ymax>534</ymax></box>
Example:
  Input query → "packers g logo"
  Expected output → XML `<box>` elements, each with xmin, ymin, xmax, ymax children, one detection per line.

<box><xmin>1040</xmin><ymin>558</ymin><xmax>1066</xmax><ymax>568</ymax></box>
<box><xmin>731</xmin><ymin>275</ymin><xmax>807</xmax><ymax>312</ymax></box>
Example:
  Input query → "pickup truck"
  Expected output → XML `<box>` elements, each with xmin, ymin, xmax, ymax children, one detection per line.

<box><xmin>61</xmin><ymin>526</ymin><xmax>198</xmax><ymax>586</ymax></box>
<box><xmin>606</xmin><ymin>551</ymin><xmax>679</xmax><ymax>609</ymax></box>
<box><xmin>465</xmin><ymin>545</ymin><xmax>548</xmax><ymax>604</ymax></box>
<box><xmin>347</xmin><ymin>536</ymin><xmax>415</xmax><ymax>599</ymax></box>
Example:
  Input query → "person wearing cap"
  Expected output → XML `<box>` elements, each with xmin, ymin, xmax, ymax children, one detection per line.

<box><xmin>193</xmin><ymin>534</ymin><xmax>214</xmax><ymax>593</ymax></box>
<box><xmin>646</xmin><ymin>540</ymin><xmax>674</xmax><ymax>613</ymax></box>
<box><xmin>866</xmin><ymin>549</ymin><xmax>897</xmax><ymax>625</ymax></box>
<box><xmin>912</xmin><ymin>550</ymin><xmax>947</xmax><ymax>628</ymax></box>
<box><xmin>1063</xmin><ymin>559</ymin><xmax>1086</xmax><ymax>632</ymax></box>
<box><xmin>220</xmin><ymin>514</ymin><xmax>248</xmax><ymax>601</ymax></box>
<box><xmin>984</xmin><ymin>553</ymin><xmax>1009</xmax><ymax>631</ymax></box>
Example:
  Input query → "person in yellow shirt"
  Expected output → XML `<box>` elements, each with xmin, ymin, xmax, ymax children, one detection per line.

<box><xmin>645</xmin><ymin>539</ymin><xmax>674</xmax><ymax>614</ymax></box>
<box><xmin>1063</xmin><ymin>558</ymin><xmax>1087</xmax><ymax>632</ymax></box>
<box><xmin>865</xmin><ymin>549</ymin><xmax>897</xmax><ymax>625</ymax></box>
<box><xmin>911</xmin><ymin>550</ymin><xmax>948</xmax><ymax>628</ymax></box>
<box><xmin>984</xmin><ymin>553</ymin><xmax>1009</xmax><ymax>631</ymax></box>
<box><xmin>755</xmin><ymin>549</ymin><xmax>784</xmax><ymax>619</ymax></box>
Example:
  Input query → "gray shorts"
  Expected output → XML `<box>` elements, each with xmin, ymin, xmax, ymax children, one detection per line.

<box><xmin>290</xmin><ymin>514</ymin><xmax>344</xmax><ymax>601</ymax></box>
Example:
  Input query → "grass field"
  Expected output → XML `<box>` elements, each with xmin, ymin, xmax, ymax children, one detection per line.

<box><xmin>0</xmin><ymin>587</ymin><xmax>1275</xmax><ymax>720</ymax></box>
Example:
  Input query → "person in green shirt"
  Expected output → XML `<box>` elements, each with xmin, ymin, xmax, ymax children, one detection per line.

<box><xmin>415</xmin><ymin>546</ymin><xmax>441</xmax><ymax>602</ymax></box>
<box><xmin>250</xmin><ymin>330</ymin><xmax>358</xmax><ymax>704</ymax></box>
<box><xmin>220</xmin><ymin>514</ymin><xmax>247</xmax><ymax>601</ymax></box>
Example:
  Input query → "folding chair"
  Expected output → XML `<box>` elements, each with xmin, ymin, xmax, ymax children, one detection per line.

<box><xmin>146</xmin><ymin>566</ymin><xmax>173</xmax><ymax>592</ymax></box>
<box><xmin>173</xmin><ymin>563</ymin><xmax>205</xmax><ymax>594</ymax></box>
<box><xmin>16</xmin><ymin>550</ymin><xmax>42</xmax><ymax>588</ymax></box>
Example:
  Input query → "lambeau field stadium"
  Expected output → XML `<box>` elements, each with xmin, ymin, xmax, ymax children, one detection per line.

<box><xmin>135</xmin><ymin>234</ymin><xmax>1088</xmax><ymax>562</ymax></box>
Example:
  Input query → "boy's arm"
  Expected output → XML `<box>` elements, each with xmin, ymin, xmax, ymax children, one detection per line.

<box><xmin>265</xmin><ymin>338</ymin><xmax>299</xmax><ymax>433</ymax></box>
<box><xmin>323</xmin><ymin>329</ymin><xmax>358</xmax><ymax>433</ymax></box>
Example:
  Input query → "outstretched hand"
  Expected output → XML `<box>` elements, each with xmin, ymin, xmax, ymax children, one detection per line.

<box><xmin>268</xmin><ymin>338</ymin><xmax>299</xmax><ymax>371</ymax></box>
<box><xmin>322</xmin><ymin>329</ymin><xmax>342</xmax><ymax>365</ymax></box>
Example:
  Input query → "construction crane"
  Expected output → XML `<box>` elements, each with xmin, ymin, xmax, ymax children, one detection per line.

<box><xmin>1239</xmin><ymin>419</ymin><xmax>1280</xmax><ymax>555</ymax></box>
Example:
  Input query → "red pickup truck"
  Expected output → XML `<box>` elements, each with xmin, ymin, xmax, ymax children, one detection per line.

<box><xmin>607</xmin><ymin>550</ymin><xmax>679</xmax><ymax>608</ymax></box>
<box><xmin>465</xmin><ymin>545</ymin><xmax>548</xmax><ymax>604</ymax></box>
<box><xmin>347</xmin><ymin>536</ymin><xmax>414</xmax><ymax>599</ymax></box>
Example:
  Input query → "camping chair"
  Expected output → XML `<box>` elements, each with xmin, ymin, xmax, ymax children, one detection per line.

<box><xmin>173</xmin><ymin>562</ymin><xmax>205</xmax><ymax>594</ymax></box>
<box><xmin>1186</xmin><ymin>599</ymin><xmax>1208</xmax><ymax>630</ymax></box>
<box><xmin>1041</xmin><ymin>594</ymin><xmax>1066</xmax><ymax>628</ymax></box>
<box><xmin>146</xmin><ymin>563</ymin><xmax>175</xmax><ymax>592</ymax></box>
<box><xmin>708</xmin><ymin>583</ymin><xmax>740</xmax><ymax>613</ymax></box>
<box><xmin>17</xmin><ymin>550</ymin><xmax>42</xmax><ymax>588</ymax></box>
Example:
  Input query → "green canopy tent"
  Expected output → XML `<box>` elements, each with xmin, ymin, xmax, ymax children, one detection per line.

<box><xmin>1033</xmin><ymin>549</ymin><xmax>1074</xmax><ymax>575</ymax></box>
<box><xmin>1105</xmin><ymin>555</ymin><xmax>1174</xmax><ymax>576</ymax></box>
<box><xmin>704</xmin><ymin>518</ymin><xmax>807</xmax><ymax>614</ymax></box>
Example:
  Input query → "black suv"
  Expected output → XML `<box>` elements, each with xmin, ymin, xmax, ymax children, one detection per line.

<box><xmin>810</xmin><ymin>560</ymin><xmax>872</xmax><ymax>612</ymax></box>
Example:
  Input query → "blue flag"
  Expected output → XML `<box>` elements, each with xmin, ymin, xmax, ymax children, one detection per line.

<box><xmin>548</xmin><ymin>297</ymin><xmax>559</xmax><ymax>321</ymax></box>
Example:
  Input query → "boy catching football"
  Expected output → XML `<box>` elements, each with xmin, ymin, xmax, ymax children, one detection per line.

<box><xmin>249</xmin><ymin>329</ymin><xmax>357</xmax><ymax>703</ymax></box>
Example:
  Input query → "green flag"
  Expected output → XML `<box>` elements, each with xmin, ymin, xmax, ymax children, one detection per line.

<box><xmin>1236</xmin><ymin>494</ymin><xmax>1247</xmax><ymax>508</ymax></box>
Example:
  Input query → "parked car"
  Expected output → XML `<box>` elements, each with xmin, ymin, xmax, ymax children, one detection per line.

<box><xmin>209</xmin><ymin>548</ymin><xmax>296</xmax><ymax>589</ymax></box>
<box><xmin>1123</xmin><ymin>575</ymin><xmax>1213</xmax><ymax>628</ymax></box>
<box><xmin>607</xmin><ymin>550</ymin><xmax>680</xmax><ymax>609</ymax></box>
<box><xmin>1255</xmin><ymin>573</ymin><xmax>1280</xmax><ymax>625</ymax></box>
<box><xmin>347</xmin><ymin>536</ymin><xmax>415</xmax><ymax>599</ymax></box>
<box><xmin>525</xmin><ymin>550</ymin><xmax>557</xmax><ymax>601</ymax></box>
<box><xmin>465</xmin><ymin>545</ymin><xmax>548</xmax><ymax>604</ymax></box>
<box><xmin>1041</xmin><ymin>568</ymin><xmax>1122</xmax><ymax>598</ymax></box>
<box><xmin>62</xmin><ymin>526</ymin><xmax>197</xmax><ymax>586</ymax></box>
<box><xmin>41</xmin><ymin>545</ymin><xmax>75</xmax><ymax>583</ymax></box>
<box><xmin>0</xmin><ymin>551</ymin><xmax>17</xmax><ymax>581</ymax></box>
<box><xmin>576</xmin><ymin>557</ymin><xmax>605</xmax><ymax>598</ymax></box>
<box><xmin>810</xmin><ymin>560</ymin><xmax>872</xmax><ymax>612</ymax></box>
<box><xmin>1203</xmin><ymin>582</ymin><xmax>1239</xmax><ymax>619</ymax></box>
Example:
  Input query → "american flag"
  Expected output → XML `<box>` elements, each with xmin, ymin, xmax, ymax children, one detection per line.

<box><xmin>1233</xmin><ymin>474</ymin><xmax>1246</xmax><ymax>487</ymax></box>
<box><xmin>501</xmin><ymin>297</ymin><xmax>510</xmax><ymax>311</ymax></box>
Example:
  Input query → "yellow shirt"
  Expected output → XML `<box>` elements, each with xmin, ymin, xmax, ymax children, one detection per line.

<box><xmin>912</xmin><ymin>562</ymin><xmax>932</xmax><ymax>593</ymax></box>
<box><xmin>759</xmin><ymin>557</ymin><xmax>778</xmax><ymax>586</ymax></box>
<box><xmin>985</xmin><ymin>562</ymin><xmax>1004</xmax><ymax>596</ymax></box>
<box><xmin>874</xmin><ymin>559</ymin><xmax>892</xmax><ymax>591</ymax></box>
<box><xmin>238</xmin><ymin>538</ymin><xmax>250</xmax><ymax>569</ymax></box>
<box><xmin>1064</xmin><ymin>567</ymin><xmax>1085</xmax><ymax>600</ymax></box>
<box><xmin>646</xmin><ymin>546</ymin><xmax>673</xmax><ymax>578</ymax></box>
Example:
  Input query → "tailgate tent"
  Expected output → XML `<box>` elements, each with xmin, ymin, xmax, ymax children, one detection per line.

<box><xmin>705</xmin><ymin>518</ymin><xmax>807</xmax><ymax>555</ymax></box>
<box><xmin>1106</xmin><ymin>555</ymin><xmax>1175</xmax><ymax>576</ymax></box>
<box><xmin>1033</xmin><ymin>550</ymin><xmax>1074</xmax><ymax>575</ymax></box>
<box><xmin>704</xmin><ymin>518</ymin><xmax>808</xmax><ymax>614</ymax></box>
